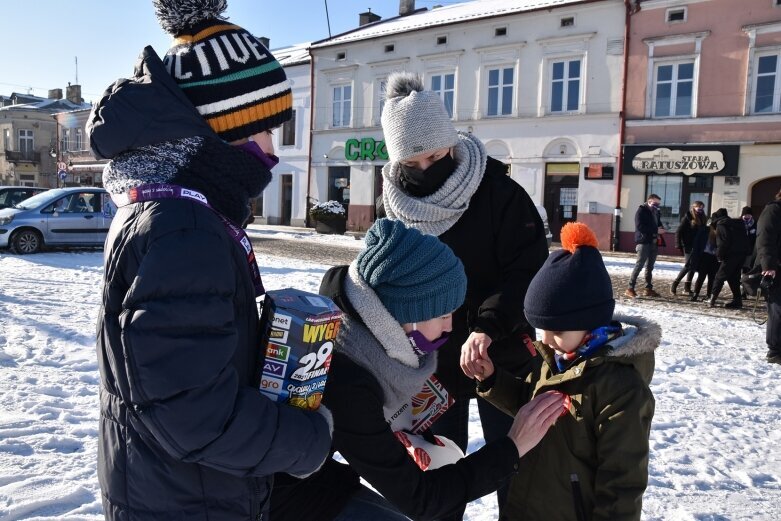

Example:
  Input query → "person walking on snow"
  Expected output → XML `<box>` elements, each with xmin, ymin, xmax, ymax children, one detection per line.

<box><xmin>672</xmin><ymin>201</ymin><xmax>707</xmax><ymax>296</ymax></box>
<box><xmin>755</xmin><ymin>189</ymin><xmax>781</xmax><ymax>365</ymax></box>
<box><xmin>87</xmin><ymin>1</ymin><xmax>332</xmax><ymax>519</ymax></box>
<box><xmin>626</xmin><ymin>194</ymin><xmax>666</xmax><ymax>298</ymax></box>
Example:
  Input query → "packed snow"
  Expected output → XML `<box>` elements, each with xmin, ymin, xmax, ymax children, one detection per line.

<box><xmin>0</xmin><ymin>230</ymin><xmax>779</xmax><ymax>520</ymax></box>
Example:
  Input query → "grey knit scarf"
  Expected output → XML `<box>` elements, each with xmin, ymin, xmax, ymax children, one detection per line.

<box><xmin>381</xmin><ymin>131</ymin><xmax>487</xmax><ymax>236</ymax></box>
<box><xmin>337</xmin><ymin>262</ymin><xmax>437</xmax><ymax>420</ymax></box>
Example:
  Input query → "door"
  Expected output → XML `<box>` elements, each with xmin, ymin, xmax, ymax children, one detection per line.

<box><xmin>280</xmin><ymin>175</ymin><xmax>293</xmax><ymax>226</ymax></box>
<box><xmin>544</xmin><ymin>163</ymin><xmax>579</xmax><ymax>242</ymax></box>
<box><xmin>43</xmin><ymin>191</ymin><xmax>107</xmax><ymax>245</ymax></box>
<box><xmin>751</xmin><ymin>176</ymin><xmax>781</xmax><ymax>216</ymax></box>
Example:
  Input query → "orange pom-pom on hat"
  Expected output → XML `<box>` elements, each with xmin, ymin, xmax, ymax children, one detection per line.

<box><xmin>524</xmin><ymin>221</ymin><xmax>614</xmax><ymax>331</ymax></box>
<box><xmin>560</xmin><ymin>222</ymin><xmax>599</xmax><ymax>253</ymax></box>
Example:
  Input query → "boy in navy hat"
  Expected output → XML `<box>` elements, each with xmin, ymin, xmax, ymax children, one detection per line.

<box><xmin>463</xmin><ymin>222</ymin><xmax>659</xmax><ymax>521</ymax></box>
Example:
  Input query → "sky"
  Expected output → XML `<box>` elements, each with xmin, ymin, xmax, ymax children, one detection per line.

<box><xmin>2</xmin><ymin>0</ymin><xmax>458</xmax><ymax>104</ymax></box>
<box><xmin>1</xmin><ymin>227</ymin><xmax>780</xmax><ymax>520</ymax></box>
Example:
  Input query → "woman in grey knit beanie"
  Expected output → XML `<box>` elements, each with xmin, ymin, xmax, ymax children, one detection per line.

<box><xmin>378</xmin><ymin>71</ymin><xmax>550</xmax><ymax>519</ymax></box>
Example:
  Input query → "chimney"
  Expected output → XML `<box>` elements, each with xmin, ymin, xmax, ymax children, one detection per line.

<box><xmin>66</xmin><ymin>84</ymin><xmax>82</xmax><ymax>104</ymax></box>
<box><xmin>399</xmin><ymin>0</ymin><xmax>415</xmax><ymax>16</ymax></box>
<box><xmin>48</xmin><ymin>89</ymin><xmax>63</xmax><ymax>100</ymax></box>
<box><xmin>258</xmin><ymin>36</ymin><xmax>270</xmax><ymax>49</ymax></box>
<box><xmin>359</xmin><ymin>10</ymin><xmax>381</xmax><ymax>26</ymax></box>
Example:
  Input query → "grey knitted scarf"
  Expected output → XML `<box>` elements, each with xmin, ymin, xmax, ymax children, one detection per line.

<box><xmin>381</xmin><ymin>131</ymin><xmax>487</xmax><ymax>236</ymax></box>
<box><xmin>337</xmin><ymin>262</ymin><xmax>437</xmax><ymax>421</ymax></box>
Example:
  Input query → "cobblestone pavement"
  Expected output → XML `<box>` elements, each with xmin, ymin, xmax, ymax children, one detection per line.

<box><xmin>250</xmin><ymin>233</ymin><xmax>768</xmax><ymax>323</ymax></box>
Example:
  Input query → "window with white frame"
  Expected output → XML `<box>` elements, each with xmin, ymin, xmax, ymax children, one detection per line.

<box><xmin>653</xmin><ymin>60</ymin><xmax>694</xmax><ymax>117</ymax></box>
<box><xmin>377</xmin><ymin>79</ymin><xmax>387</xmax><ymax>124</ymax></box>
<box><xmin>75</xmin><ymin>128</ymin><xmax>83</xmax><ymax>151</ymax></box>
<box><xmin>3</xmin><ymin>128</ymin><xmax>9</xmax><ymax>150</ymax></box>
<box><xmin>550</xmin><ymin>59</ymin><xmax>581</xmax><ymax>113</ymax></box>
<box><xmin>753</xmin><ymin>52</ymin><xmax>781</xmax><ymax>113</ymax></box>
<box><xmin>18</xmin><ymin>129</ymin><xmax>33</xmax><ymax>157</ymax></box>
<box><xmin>487</xmin><ymin>67</ymin><xmax>514</xmax><ymax>116</ymax></box>
<box><xmin>332</xmin><ymin>84</ymin><xmax>352</xmax><ymax>127</ymax></box>
<box><xmin>431</xmin><ymin>73</ymin><xmax>455</xmax><ymax>118</ymax></box>
<box><xmin>61</xmin><ymin>128</ymin><xmax>70</xmax><ymax>152</ymax></box>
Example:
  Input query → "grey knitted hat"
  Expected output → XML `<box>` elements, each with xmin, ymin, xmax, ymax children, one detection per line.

<box><xmin>381</xmin><ymin>72</ymin><xmax>459</xmax><ymax>163</ymax></box>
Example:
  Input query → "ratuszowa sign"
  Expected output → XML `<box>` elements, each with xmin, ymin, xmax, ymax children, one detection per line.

<box><xmin>622</xmin><ymin>145</ymin><xmax>739</xmax><ymax>176</ymax></box>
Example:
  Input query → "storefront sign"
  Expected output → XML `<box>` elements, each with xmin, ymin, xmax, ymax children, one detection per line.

<box><xmin>345</xmin><ymin>138</ymin><xmax>388</xmax><ymax>161</ymax></box>
<box><xmin>622</xmin><ymin>145</ymin><xmax>739</xmax><ymax>176</ymax></box>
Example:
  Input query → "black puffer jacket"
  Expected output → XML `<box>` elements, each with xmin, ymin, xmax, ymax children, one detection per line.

<box><xmin>91</xmin><ymin>46</ymin><xmax>331</xmax><ymax>521</ymax></box>
<box><xmin>756</xmin><ymin>201</ymin><xmax>781</xmax><ymax>272</ymax></box>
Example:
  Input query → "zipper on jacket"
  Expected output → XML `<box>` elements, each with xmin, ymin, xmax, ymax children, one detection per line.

<box><xmin>570</xmin><ymin>473</ymin><xmax>587</xmax><ymax>521</ymax></box>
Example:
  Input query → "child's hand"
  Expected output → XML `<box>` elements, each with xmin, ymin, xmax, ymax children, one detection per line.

<box><xmin>460</xmin><ymin>332</ymin><xmax>492</xmax><ymax>379</ymax></box>
<box><xmin>472</xmin><ymin>357</ymin><xmax>494</xmax><ymax>382</ymax></box>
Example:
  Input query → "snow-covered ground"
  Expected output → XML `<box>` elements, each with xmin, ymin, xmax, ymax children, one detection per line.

<box><xmin>1</xmin><ymin>231</ymin><xmax>779</xmax><ymax>520</ymax></box>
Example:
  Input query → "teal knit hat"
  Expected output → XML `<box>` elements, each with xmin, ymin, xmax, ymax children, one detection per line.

<box><xmin>356</xmin><ymin>219</ymin><xmax>466</xmax><ymax>324</ymax></box>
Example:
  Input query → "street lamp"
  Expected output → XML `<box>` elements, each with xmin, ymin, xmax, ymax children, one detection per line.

<box><xmin>49</xmin><ymin>147</ymin><xmax>59</xmax><ymax>188</ymax></box>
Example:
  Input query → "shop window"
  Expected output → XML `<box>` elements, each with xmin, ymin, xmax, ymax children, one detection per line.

<box><xmin>487</xmin><ymin>66</ymin><xmax>514</xmax><ymax>116</ymax></box>
<box><xmin>431</xmin><ymin>73</ymin><xmax>455</xmax><ymax>118</ymax></box>
<box><xmin>331</xmin><ymin>84</ymin><xmax>352</xmax><ymax>128</ymax></box>
<box><xmin>328</xmin><ymin>166</ymin><xmax>351</xmax><ymax>206</ymax></box>
<box><xmin>647</xmin><ymin>174</ymin><xmax>713</xmax><ymax>230</ymax></box>
<box><xmin>653</xmin><ymin>60</ymin><xmax>695</xmax><ymax>117</ymax></box>
<box><xmin>550</xmin><ymin>58</ymin><xmax>581</xmax><ymax>113</ymax></box>
<box><xmin>752</xmin><ymin>52</ymin><xmax>781</xmax><ymax>113</ymax></box>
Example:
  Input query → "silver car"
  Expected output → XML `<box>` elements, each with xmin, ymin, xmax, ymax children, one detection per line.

<box><xmin>0</xmin><ymin>187</ymin><xmax>116</xmax><ymax>254</ymax></box>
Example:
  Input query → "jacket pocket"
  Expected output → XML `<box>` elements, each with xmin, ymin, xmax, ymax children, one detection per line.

<box><xmin>570</xmin><ymin>473</ymin><xmax>587</xmax><ymax>521</ymax></box>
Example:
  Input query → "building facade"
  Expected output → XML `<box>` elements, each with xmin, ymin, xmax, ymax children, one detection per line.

<box><xmin>621</xmin><ymin>0</ymin><xmax>781</xmax><ymax>252</ymax></box>
<box><xmin>52</xmin><ymin>107</ymin><xmax>107</xmax><ymax>186</ymax></box>
<box><xmin>307</xmin><ymin>0</ymin><xmax>627</xmax><ymax>243</ymax></box>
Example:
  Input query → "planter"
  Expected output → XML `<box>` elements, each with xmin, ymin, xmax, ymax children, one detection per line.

<box><xmin>314</xmin><ymin>218</ymin><xmax>347</xmax><ymax>235</ymax></box>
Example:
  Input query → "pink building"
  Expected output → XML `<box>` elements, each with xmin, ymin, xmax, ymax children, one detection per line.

<box><xmin>618</xmin><ymin>0</ymin><xmax>781</xmax><ymax>252</ymax></box>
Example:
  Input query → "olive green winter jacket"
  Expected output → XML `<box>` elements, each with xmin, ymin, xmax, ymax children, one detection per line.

<box><xmin>477</xmin><ymin>314</ymin><xmax>660</xmax><ymax>521</ymax></box>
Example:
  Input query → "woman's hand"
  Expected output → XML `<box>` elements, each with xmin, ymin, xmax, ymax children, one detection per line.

<box><xmin>507</xmin><ymin>391</ymin><xmax>568</xmax><ymax>458</ymax></box>
<box><xmin>460</xmin><ymin>332</ymin><xmax>492</xmax><ymax>379</ymax></box>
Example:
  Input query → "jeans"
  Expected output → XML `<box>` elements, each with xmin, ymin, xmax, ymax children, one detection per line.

<box><xmin>629</xmin><ymin>242</ymin><xmax>658</xmax><ymax>289</ymax></box>
<box><xmin>332</xmin><ymin>486</ymin><xmax>410</xmax><ymax>521</ymax></box>
<box><xmin>429</xmin><ymin>396</ymin><xmax>513</xmax><ymax>520</ymax></box>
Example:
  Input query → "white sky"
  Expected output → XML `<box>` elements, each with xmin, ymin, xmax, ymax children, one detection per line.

<box><xmin>0</xmin><ymin>228</ymin><xmax>779</xmax><ymax>520</ymax></box>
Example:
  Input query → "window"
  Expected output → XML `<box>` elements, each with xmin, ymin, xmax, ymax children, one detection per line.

<box><xmin>487</xmin><ymin>67</ymin><xmax>514</xmax><ymax>116</ymax></box>
<box><xmin>550</xmin><ymin>59</ymin><xmax>581</xmax><ymax>112</ymax></box>
<box><xmin>431</xmin><ymin>73</ymin><xmax>455</xmax><ymax>118</ymax></box>
<box><xmin>3</xmin><ymin>128</ymin><xmax>9</xmax><ymax>150</ymax></box>
<box><xmin>437</xmin><ymin>35</ymin><xmax>448</xmax><ymax>45</ymax></box>
<box><xmin>282</xmin><ymin>109</ymin><xmax>296</xmax><ymax>146</ymax></box>
<box><xmin>647</xmin><ymin>174</ymin><xmax>713</xmax><ymax>230</ymax></box>
<box><xmin>666</xmin><ymin>7</ymin><xmax>687</xmax><ymax>23</ymax></box>
<box><xmin>495</xmin><ymin>27</ymin><xmax>507</xmax><ymax>37</ymax></box>
<box><xmin>332</xmin><ymin>84</ymin><xmax>352</xmax><ymax>127</ymax></box>
<box><xmin>61</xmin><ymin>128</ymin><xmax>70</xmax><ymax>152</ymax></box>
<box><xmin>561</xmin><ymin>16</ymin><xmax>575</xmax><ymax>28</ymax></box>
<box><xmin>336</xmin><ymin>52</ymin><xmax>346</xmax><ymax>61</ymax></box>
<box><xmin>377</xmin><ymin>79</ymin><xmax>387</xmax><ymax>123</ymax></box>
<box><xmin>653</xmin><ymin>61</ymin><xmax>694</xmax><ymax>117</ymax></box>
<box><xmin>384</xmin><ymin>44</ymin><xmax>395</xmax><ymax>53</ymax></box>
<box><xmin>18</xmin><ymin>129</ymin><xmax>33</xmax><ymax>158</ymax></box>
<box><xmin>753</xmin><ymin>53</ymin><xmax>781</xmax><ymax>113</ymax></box>
<box><xmin>75</xmin><ymin>128</ymin><xmax>83</xmax><ymax>151</ymax></box>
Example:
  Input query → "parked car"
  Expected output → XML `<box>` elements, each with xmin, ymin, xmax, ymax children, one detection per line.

<box><xmin>0</xmin><ymin>186</ymin><xmax>48</xmax><ymax>210</ymax></box>
<box><xmin>535</xmin><ymin>204</ymin><xmax>553</xmax><ymax>247</ymax></box>
<box><xmin>0</xmin><ymin>187</ymin><xmax>116</xmax><ymax>254</ymax></box>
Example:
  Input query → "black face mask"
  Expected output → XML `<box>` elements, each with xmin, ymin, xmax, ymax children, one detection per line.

<box><xmin>399</xmin><ymin>153</ymin><xmax>456</xmax><ymax>197</ymax></box>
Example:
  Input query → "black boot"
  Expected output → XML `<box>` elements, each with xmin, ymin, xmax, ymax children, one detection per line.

<box><xmin>684</xmin><ymin>281</ymin><xmax>693</xmax><ymax>295</ymax></box>
<box><xmin>708</xmin><ymin>295</ymin><xmax>717</xmax><ymax>307</ymax></box>
<box><xmin>690</xmin><ymin>293</ymin><xmax>699</xmax><ymax>302</ymax></box>
<box><xmin>671</xmin><ymin>277</ymin><xmax>681</xmax><ymax>295</ymax></box>
<box><xmin>724</xmin><ymin>300</ymin><xmax>743</xmax><ymax>309</ymax></box>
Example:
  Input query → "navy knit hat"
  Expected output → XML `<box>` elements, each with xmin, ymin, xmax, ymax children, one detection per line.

<box><xmin>524</xmin><ymin>222</ymin><xmax>614</xmax><ymax>331</ymax></box>
<box><xmin>356</xmin><ymin>219</ymin><xmax>466</xmax><ymax>324</ymax></box>
<box><xmin>153</xmin><ymin>0</ymin><xmax>292</xmax><ymax>142</ymax></box>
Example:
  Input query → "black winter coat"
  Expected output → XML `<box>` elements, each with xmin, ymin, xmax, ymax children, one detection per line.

<box><xmin>634</xmin><ymin>204</ymin><xmax>662</xmax><ymax>244</ymax></box>
<box><xmin>756</xmin><ymin>201</ymin><xmax>781</xmax><ymax>272</ymax></box>
<box><xmin>381</xmin><ymin>157</ymin><xmax>548</xmax><ymax>399</ymax></box>
<box><xmin>714</xmin><ymin>216</ymin><xmax>751</xmax><ymax>261</ymax></box>
<box><xmin>675</xmin><ymin>212</ymin><xmax>706</xmax><ymax>253</ymax></box>
<box><xmin>91</xmin><ymin>47</ymin><xmax>331</xmax><ymax>521</ymax></box>
<box><xmin>271</xmin><ymin>266</ymin><xmax>521</xmax><ymax>521</ymax></box>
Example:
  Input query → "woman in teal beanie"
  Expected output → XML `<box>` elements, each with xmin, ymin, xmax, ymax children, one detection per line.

<box><xmin>271</xmin><ymin>218</ymin><xmax>565</xmax><ymax>521</ymax></box>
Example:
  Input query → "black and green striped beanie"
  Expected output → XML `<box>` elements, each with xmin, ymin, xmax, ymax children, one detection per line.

<box><xmin>153</xmin><ymin>0</ymin><xmax>292</xmax><ymax>142</ymax></box>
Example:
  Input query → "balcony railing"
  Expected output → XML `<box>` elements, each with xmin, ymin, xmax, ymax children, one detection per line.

<box><xmin>4</xmin><ymin>149</ymin><xmax>41</xmax><ymax>163</ymax></box>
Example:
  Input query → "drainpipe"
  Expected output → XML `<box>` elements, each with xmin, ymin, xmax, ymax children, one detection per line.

<box><xmin>614</xmin><ymin>0</ymin><xmax>637</xmax><ymax>251</ymax></box>
<box><xmin>305</xmin><ymin>50</ymin><xmax>316</xmax><ymax>228</ymax></box>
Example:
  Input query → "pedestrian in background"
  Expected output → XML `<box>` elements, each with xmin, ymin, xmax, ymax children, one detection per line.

<box><xmin>672</xmin><ymin>201</ymin><xmax>707</xmax><ymax>297</ymax></box>
<box><xmin>709</xmin><ymin>208</ymin><xmax>750</xmax><ymax>308</ymax></box>
<box><xmin>690</xmin><ymin>220</ymin><xmax>719</xmax><ymax>302</ymax></box>
<box><xmin>755</xmin><ymin>190</ymin><xmax>781</xmax><ymax>365</ymax></box>
<box><xmin>625</xmin><ymin>194</ymin><xmax>666</xmax><ymax>298</ymax></box>
<box><xmin>741</xmin><ymin>206</ymin><xmax>758</xmax><ymax>272</ymax></box>
<box><xmin>87</xmin><ymin>1</ymin><xmax>332</xmax><ymax>519</ymax></box>
<box><xmin>376</xmin><ymin>71</ymin><xmax>549</xmax><ymax>519</ymax></box>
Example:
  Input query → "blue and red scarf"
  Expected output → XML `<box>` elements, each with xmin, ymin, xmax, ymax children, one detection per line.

<box><xmin>554</xmin><ymin>325</ymin><xmax>624</xmax><ymax>373</ymax></box>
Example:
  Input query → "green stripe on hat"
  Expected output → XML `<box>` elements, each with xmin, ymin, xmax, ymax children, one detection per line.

<box><xmin>178</xmin><ymin>61</ymin><xmax>283</xmax><ymax>89</ymax></box>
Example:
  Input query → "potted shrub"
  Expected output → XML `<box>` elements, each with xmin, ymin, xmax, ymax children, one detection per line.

<box><xmin>309</xmin><ymin>200</ymin><xmax>347</xmax><ymax>235</ymax></box>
